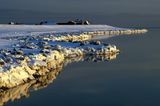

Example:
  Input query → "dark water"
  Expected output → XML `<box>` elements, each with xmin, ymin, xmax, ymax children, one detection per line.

<box><xmin>3</xmin><ymin>30</ymin><xmax>160</xmax><ymax>106</ymax></box>
<box><xmin>1</xmin><ymin>0</ymin><xmax>160</xmax><ymax>105</ymax></box>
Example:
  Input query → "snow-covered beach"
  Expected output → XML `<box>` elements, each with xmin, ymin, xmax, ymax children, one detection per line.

<box><xmin>0</xmin><ymin>24</ymin><xmax>147</xmax><ymax>90</ymax></box>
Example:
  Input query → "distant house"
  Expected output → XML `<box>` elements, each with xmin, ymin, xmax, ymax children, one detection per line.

<box><xmin>8</xmin><ymin>22</ymin><xmax>23</xmax><ymax>25</ymax></box>
<box><xmin>57</xmin><ymin>19</ymin><xmax>91</xmax><ymax>25</ymax></box>
<box><xmin>39</xmin><ymin>20</ymin><xmax>57</xmax><ymax>25</ymax></box>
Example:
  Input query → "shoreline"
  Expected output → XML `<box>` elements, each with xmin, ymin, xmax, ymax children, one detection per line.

<box><xmin>0</xmin><ymin>25</ymin><xmax>148</xmax><ymax>90</ymax></box>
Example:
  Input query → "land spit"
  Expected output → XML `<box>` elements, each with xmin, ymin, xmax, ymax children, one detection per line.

<box><xmin>0</xmin><ymin>27</ymin><xmax>148</xmax><ymax>91</ymax></box>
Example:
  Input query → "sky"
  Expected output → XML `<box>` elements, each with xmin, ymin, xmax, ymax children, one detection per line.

<box><xmin>0</xmin><ymin>0</ymin><xmax>159</xmax><ymax>14</ymax></box>
<box><xmin>0</xmin><ymin>0</ymin><xmax>159</xmax><ymax>26</ymax></box>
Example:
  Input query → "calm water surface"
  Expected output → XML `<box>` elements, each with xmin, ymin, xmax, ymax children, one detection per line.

<box><xmin>4</xmin><ymin>29</ymin><xmax>160</xmax><ymax>106</ymax></box>
<box><xmin>0</xmin><ymin>1</ymin><xmax>160</xmax><ymax>105</ymax></box>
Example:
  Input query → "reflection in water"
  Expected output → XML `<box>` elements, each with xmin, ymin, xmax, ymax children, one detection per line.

<box><xmin>0</xmin><ymin>53</ymin><xmax>118</xmax><ymax>106</ymax></box>
<box><xmin>0</xmin><ymin>66</ymin><xmax>63</xmax><ymax>106</ymax></box>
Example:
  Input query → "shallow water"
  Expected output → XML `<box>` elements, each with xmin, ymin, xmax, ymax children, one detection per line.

<box><xmin>2</xmin><ymin>29</ymin><xmax>160</xmax><ymax>106</ymax></box>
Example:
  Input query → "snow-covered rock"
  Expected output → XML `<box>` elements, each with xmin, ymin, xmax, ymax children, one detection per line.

<box><xmin>0</xmin><ymin>24</ymin><xmax>148</xmax><ymax>89</ymax></box>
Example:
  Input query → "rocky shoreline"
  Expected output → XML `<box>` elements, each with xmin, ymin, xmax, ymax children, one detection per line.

<box><xmin>0</xmin><ymin>27</ymin><xmax>148</xmax><ymax>91</ymax></box>
<box><xmin>0</xmin><ymin>53</ymin><xmax>119</xmax><ymax>106</ymax></box>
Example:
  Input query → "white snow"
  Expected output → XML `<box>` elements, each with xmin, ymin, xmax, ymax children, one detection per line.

<box><xmin>0</xmin><ymin>25</ymin><xmax>125</xmax><ymax>36</ymax></box>
<box><xmin>0</xmin><ymin>39</ymin><xmax>17</xmax><ymax>49</ymax></box>
<box><xmin>0</xmin><ymin>25</ymin><xmax>126</xmax><ymax>49</ymax></box>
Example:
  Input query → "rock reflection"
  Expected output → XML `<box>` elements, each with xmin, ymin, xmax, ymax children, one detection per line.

<box><xmin>0</xmin><ymin>53</ymin><xmax>118</xmax><ymax>106</ymax></box>
<box><xmin>0</xmin><ymin>66</ymin><xmax>63</xmax><ymax>106</ymax></box>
